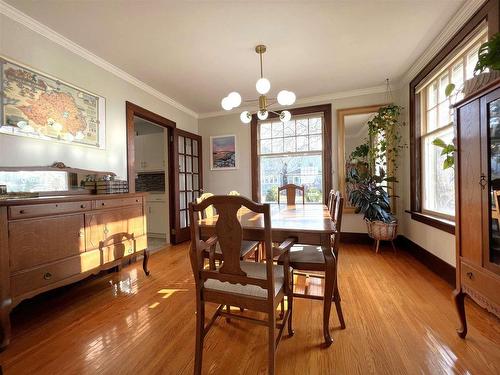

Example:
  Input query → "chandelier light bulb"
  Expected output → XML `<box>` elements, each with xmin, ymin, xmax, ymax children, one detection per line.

<box><xmin>280</xmin><ymin>110</ymin><xmax>292</xmax><ymax>122</ymax></box>
<box><xmin>256</xmin><ymin>78</ymin><xmax>271</xmax><ymax>94</ymax></box>
<box><xmin>277</xmin><ymin>90</ymin><xmax>296</xmax><ymax>106</ymax></box>
<box><xmin>228</xmin><ymin>91</ymin><xmax>242</xmax><ymax>108</ymax></box>
<box><xmin>257</xmin><ymin>110</ymin><xmax>269</xmax><ymax>120</ymax></box>
<box><xmin>221</xmin><ymin>96</ymin><xmax>233</xmax><ymax>111</ymax></box>
<box><xmin>277</xmin><ymin>90</ymin><xmax>289</xmax><ymax>105</ymax></box>
<box><xmin>240</xmin><ymin>111</ymin><xmax>252</xmax><ymax>124</ymax></box>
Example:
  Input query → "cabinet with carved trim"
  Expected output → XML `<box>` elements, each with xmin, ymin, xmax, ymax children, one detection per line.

<box><xmin>454</xmin><ymin>81</ymin><xmax>500</xmax><ymax>338</ymax></box>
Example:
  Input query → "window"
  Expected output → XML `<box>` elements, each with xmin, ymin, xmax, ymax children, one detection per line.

<box><xmin>409</xmin><ymin>1</ymin><xmax>496</xmax><ymax>233</ymax></box>
<box><xmin>251</xmin><ymin>105</ymin><xmax>332</xmax><ymax>203</ymax></box>
<box><xmin>418</xmin><ymin>28</ymin><xmax>487</xmax><ymax>220</ymax></box>
<box><xmin>258</xmin><ymin>115</ymin><xmax>324</xmax><ymax>203</ymax></box>
<box><xmin>0</xmin><ymin>171</ymin><xmax>69</xmax><ymax>193</ymax></box>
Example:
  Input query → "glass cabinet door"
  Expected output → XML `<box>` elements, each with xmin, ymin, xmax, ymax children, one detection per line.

<box><xmin>487</xmin><ymin>97</ymin><xmax>500</xmax><ymax>267</ymax></box>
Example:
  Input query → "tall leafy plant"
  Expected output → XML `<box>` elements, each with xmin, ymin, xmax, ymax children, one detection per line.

<box><xmin>347</xmin><ymin>104</ymin><xmax>405</xmax><ymax>223</ymax></box>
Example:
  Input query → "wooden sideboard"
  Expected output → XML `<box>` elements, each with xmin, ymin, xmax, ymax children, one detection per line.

<box><xmin>453</xmin><ymin>81</ymin><xmax>500</xmax><ymax>338</ymax></box>
<box><xmin>0</xmin><ymin>193</ymin><xmax>149</xmax><ymax>349</ymax></box>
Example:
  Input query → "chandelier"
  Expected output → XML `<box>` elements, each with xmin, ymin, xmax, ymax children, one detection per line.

<box><xmin>220</xmin><ymin>44</ymin><xmax>296</xmax><ymax>124</ymax></box>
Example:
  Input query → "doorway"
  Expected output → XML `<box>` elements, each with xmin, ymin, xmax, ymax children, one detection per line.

<box><xmin>126</xmin><ymin>101</ymin><xmax>202</xmax><ymax>245</ymax></box>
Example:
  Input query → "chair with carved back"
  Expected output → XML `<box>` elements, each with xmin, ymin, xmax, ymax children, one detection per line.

<box><xmin>278</xmin><ymin>191</ymin><xmax>345</xmax><ymax>345</ymax></box>
<box><xmin>197</xmin><ymin>192</ymin><xmax>260</xmax><ymax>265</ymax></box>
<box><xmin>189</xmin><ymin>195</ymin><xmax>296</xmax><ymax>375</ymax></box>
<box><xmin>277</xmin><ymin>184</ymin><xmax>305</xmax><ymax>205</ymax></box>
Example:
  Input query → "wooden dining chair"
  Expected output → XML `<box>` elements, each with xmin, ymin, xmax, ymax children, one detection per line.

<box><xmin>277</xmin><ymin>184</ymin><xmax>305</xmax><ymax>205</ymax></box>
<box><xmin>279</xmin><ymin>191</ymin><xmax>345</xmax><ymax>346</ymax></box>
<box><xmin>197</xmin><ymin>192</ymin><xmax>260</xmax><ymax>265</ymax></box>
<box><xmin>189</xmin><ymin>195</ymin><xmax>296</xmax><ymax>375</ymax></box>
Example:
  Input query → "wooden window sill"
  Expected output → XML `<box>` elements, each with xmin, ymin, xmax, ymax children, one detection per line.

<box><xmin>405</xmin><ymin>210</ymin><xmax>455</xmax><ymax>235</ymax></box>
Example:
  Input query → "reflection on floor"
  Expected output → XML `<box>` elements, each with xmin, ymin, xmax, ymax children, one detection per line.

<box><xmin>1</xmin><ymin>242</ymin><xmax>499</xmax><ymax>374</ymax></box>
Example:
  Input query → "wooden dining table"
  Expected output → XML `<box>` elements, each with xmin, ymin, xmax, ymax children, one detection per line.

<box><xmin>198</xmin><ymin>203</ymin><xmax>338</xmax><ymax>344</ymax></box>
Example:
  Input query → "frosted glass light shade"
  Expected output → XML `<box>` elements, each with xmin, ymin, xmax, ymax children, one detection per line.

<box><xmin>240</xmin><ymin>111</ymin><xmax>252</xmax><ymax>124</ymax></box>
<box><xmin>221</xmin><ymin>96</ymin><xmax>233</xmax><ymax>111</ymax></box>
<box><xmin>277</xmin><ymin>90</ymin><xmax>296</xmax><ymax>106</ymax></box>
<box><xmin>228</xmin><ymin>91</ymin><xmax>242</xmax><ymax>108</ymax></box>
<box><xmin>257</xmin><ymin>110</ymin><xmax>269</xmax><ymax>120</ymax></box>
<box><xmin>256</xmin><ymin>78</ymin><xmax>271</xmax><ymax>94</ymax></box>
<box><xmin>279</xmin><ymin>110</ymin><xmax>291</xmax><ymax>122</ymax></box>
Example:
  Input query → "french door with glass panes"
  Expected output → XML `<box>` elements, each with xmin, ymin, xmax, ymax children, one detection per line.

<box><xmin>171</xmin><ymin>129</ymin><xmax>202</xmax><ymax>243</ymax></box>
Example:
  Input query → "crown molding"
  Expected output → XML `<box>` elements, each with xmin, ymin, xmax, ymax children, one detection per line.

<box><xmin>400</xmin><ymin>0</ymin><xmax>486</xmax><ymax>86</ymax></box>
<box><xmin>198</xmin><ymin>84</ymin><xmax>389</xmax><ymax>119</ymax></box>
<box><xmin>0</xmin><ymin>0</ymin><xmax>198</xmax><ymax>119</ymax></box>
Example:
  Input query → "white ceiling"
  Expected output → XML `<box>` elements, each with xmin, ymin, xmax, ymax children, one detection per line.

<box><xmin>6</xmin><ymin>0</ymin><xmax>466</xmax><ymax>114</ymax></box>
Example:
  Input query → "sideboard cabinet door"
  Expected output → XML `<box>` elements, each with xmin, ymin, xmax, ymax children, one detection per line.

<box><xmin>9</xmin><ymin>214</ymin><xmax>85</xmax><ymax>272</ymax></box>
<box><xmin>85</xmin><ymin>205</ymin><xmax>145</xmax><ymax>251</ymax></box>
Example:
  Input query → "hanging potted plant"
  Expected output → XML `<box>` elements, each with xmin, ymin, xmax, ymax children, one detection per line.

<box><xmin>347</xmin><ymin>104</ymin><xmax>405</xmax><ymax>247</ymax></box>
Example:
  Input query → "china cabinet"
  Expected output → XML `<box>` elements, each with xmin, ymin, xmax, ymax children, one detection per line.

<box><xmin>453</xmin><ymin>81</ymin><xmax>500</xmax><ymax>338</ymax></box>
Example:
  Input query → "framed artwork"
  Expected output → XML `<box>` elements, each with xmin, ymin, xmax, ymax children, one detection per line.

<box><xmin>210</xmin><ymin>134</ymin><xmax>237</xmax><ymax>170</ymax></box>
<box><xmin>0</xmin><ymin>56</ymin><xmax>106</xmax><ymax>149</ymax></box>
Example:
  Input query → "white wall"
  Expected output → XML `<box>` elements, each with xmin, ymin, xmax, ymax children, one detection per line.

<box><xmin>199</xmin><ymin>91</ymin><xmax>390</xmax><ymax>233</ymax></box>
<box><xmin>0</xmin><ymin>15</ymin><xmax>198</xmax><ymax>179</ymax></box>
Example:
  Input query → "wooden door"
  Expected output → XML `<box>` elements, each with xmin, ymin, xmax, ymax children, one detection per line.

<box><xmin>171</xmin><ymin>129</ymin><xmax>203</xmax><ymax>243</ymax></box>
<box><xmin>458</xmin><ymin>98</ymin><xmax>483</xmax><ymax>265</ymax></box>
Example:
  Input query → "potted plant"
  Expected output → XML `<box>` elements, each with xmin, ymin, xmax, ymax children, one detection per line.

<box><xmin>447</xmin><ymin>32</ymin><xmax>500</xmax><ymax>98</ymax></box>
<box><xmin>347</xmin><ymin>104</ymin><xmax>405</xmax><ymax>249</ymax></box>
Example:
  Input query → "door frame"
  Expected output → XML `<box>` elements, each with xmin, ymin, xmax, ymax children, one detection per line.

<box><xmin>125</xmin><ymin>101</ymin><xmax>176</xmax><ymax>242</ymax></box>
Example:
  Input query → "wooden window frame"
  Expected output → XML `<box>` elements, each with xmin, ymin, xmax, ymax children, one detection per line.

<box><xmin>409</xmin><ymin>0</ymin><xmax>499</xmax><ymax>234</ymax></box>
<box><xmin>250</xmin><ymin>104</ymin><xmax>332</xmax><ymax>203</ymax></box>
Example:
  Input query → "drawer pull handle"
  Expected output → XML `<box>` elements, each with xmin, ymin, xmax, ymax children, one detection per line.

<box><xmin>101</xmin><ymin>202</ymin><xmax>105</xmax><ymax>206</ymax></box>
<box><xmin>81</xmin><ymin>204</ymin><xmax>86</xmax><ymax>209</ymax></box>
<box><xmin>43</xmin><ymin>272</ymin><xmax>52</xmax><ymax>280</ymax></box>
<box><xmin>19</xmin><ymin>209</ymin><xmax>25</xmax><ymax>214</ymax></box>
<box><xmin>466</xmin><ymin>271</ymin><xmax>474</xmax><ymax>280</ymax></box>
<box><xmin>78</xmin><ymin>231</ymin><xmax>84</xmax><ymax>237</ymax></box>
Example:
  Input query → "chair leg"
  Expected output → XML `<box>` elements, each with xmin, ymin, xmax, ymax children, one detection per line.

<box><xmin>268</xmin><ymin>308</ymin><xmax>276</xmax><ymax>375</ymax></box>
<box><xmin>334</xmin><ymin>285</ymin><xmax>346</xmax><ymax>329</ymax></box>
<box><xmin>323</xmin><ymin>262</ymin><xmax>335</xmax><ymax>346</ymax></box>
<box><xmin>288</xmin><ymin>279</ymin><xmax>294</xmax><ymax>336</ymax></box>
<box><xmin>226</xmin><ymin>304</ymin><xmax>231</xmax><ymax>323</ymax></box>
<box><xmin>194</xmin><ymin>298</ymin><xmax>205</xmax><ymax>375</ymax></box>
<box><xmin>279</xmin><ymin>300</ymin><xmax>285</xmax><ymax>320</ymax></box>
<box><xmin>375</xmin><ymin>240</ymin><xmax>380</xmax><ymax>254</ymax></box>
<box><xmin>391</xmin><ymin>240</ymin><xmax>397</xmax><ymax>253</ymax></box>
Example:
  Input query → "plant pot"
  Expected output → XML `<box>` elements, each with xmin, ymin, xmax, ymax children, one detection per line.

<box><xmin>365</xmin><ymin>219</ymin><xmax>398</xmax><ymax>241</ymax></box>
<box><xmin>463</xmin><ymin>71</ymin><xmax>500</xmax><ymax>97</ymax></box>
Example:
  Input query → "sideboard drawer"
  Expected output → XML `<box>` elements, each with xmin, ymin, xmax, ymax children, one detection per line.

<box><xmin>94</xmin><ymin>196</ymin><xmax>143</xmax><ymax>210</ymax></box>
<box><xmin>11</xmin><ymin>249</ymin><xmax>101</xmax><ymax>297</ymax></box>
<box><xmin>8</xmin><ymin>201</ymin><xmax>91</xmax><ymax>219</ymax></box>
<box><xmin>461</xmin><ymin>261</ymin><xmax>500</xmax><ymax>307</ymax></box>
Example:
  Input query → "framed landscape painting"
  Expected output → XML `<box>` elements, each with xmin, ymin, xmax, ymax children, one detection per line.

<box><xmin>0</xmin><ymin>56</ymin><xmax>106</xmax><ymax>149</ymax></box>
<box><xmin>210</xmin><ymin>135</ymin><xmax>237</xmax><ymax>170</ymax></box>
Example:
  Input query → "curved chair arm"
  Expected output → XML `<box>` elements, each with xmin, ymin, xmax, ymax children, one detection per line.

<box><xmin>272</xmin><ymin>237</ymin><xmax>297</xmax><ymax>258</ymax></box>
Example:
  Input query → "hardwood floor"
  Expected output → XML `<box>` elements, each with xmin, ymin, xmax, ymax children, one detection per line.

<box><xmin>1</xmin><ymin>242</ymin><xmax>499</xmax><ymax>374</ymax></box>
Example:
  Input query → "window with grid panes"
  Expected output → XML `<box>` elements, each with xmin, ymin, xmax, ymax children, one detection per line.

<box><xmin>258</xmin><ymin>114</ymin><xmax>324</xmax><ymax>203</ymax></box>
<box><xmin>418</xmin><ymin>27</ymin><xmax>487</xmax><ymax>219</ymax></box>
